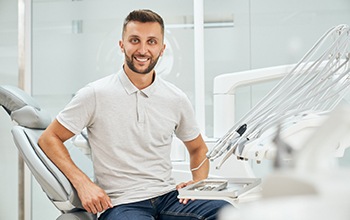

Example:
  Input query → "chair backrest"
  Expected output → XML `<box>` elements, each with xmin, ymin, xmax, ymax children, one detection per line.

<box><xmin>12</xmin><ymin>126</ymin><xmax>84</xmax><ymax>211</ymax></box>
<box><xmin>0</xmin><ymin>85</ymin><xmax>85</xmax><ymax>213</ymax></box>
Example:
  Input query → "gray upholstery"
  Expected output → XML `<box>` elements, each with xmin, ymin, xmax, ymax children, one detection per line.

<box><xmin>0</xmin><ymin>85</ymin><xmax>97</xmax><ymax>220</ymax></box>
<box><xmin>0</xmin><ymin>85</ymin><xmax>51</xmax><ymax>129</ymax></box>
<box><xmin>11</xmin><ymin>127</ymin><xmax>84</xmax><ymax>211</ymax></box>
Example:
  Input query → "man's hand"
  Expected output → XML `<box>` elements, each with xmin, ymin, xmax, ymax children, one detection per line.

<box><xmin>176</xmin><ymin>180</ymin><xmax>195</xmax><ymax>204</ymax></box>
<box><xmin>76</xmin><ymin>180</ymin><xmax>113</xmax><ymax>214</ymax></box>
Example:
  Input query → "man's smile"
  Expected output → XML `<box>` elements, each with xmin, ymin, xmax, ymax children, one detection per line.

<box><xmin>134</xmin><ymin>56</ymin><xmax>150</xmax><ymax>63</ymax></box>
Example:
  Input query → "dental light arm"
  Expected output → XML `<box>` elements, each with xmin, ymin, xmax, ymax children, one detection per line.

<box><xmin>209</xmin><ymin>24</ymin><xmax>350</xmax><ymax>168</ymax></box>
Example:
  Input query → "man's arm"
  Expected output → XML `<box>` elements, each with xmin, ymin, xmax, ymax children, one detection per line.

<box><xmin>177</xmin><ymin>134</ymin><xmax>209</xmax><ymax>204</ymax></box>
<box><xmin>184</xmin><ymin>134</ymin><xmax>209</xmax><ymax>181</ymax></box>
<box><xmin>38</xmin><ymin>119</ymin><xmax>112</xmax><ymax>214</ymax></box>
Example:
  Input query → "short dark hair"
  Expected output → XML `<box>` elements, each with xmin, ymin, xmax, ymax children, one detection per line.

<box><xmin>122</xmin><ymin>9</ymin><xmax>164</xmax><ymax>36</ymax></box>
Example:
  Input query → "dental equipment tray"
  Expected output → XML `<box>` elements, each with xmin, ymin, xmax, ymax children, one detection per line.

<box><xmin>178</xmin><ymin>178</ymin><xmax>261</xmax><ymax>199</ymax></box>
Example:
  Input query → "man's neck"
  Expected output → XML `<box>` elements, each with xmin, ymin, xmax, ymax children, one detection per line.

<box><xmin>124</xmin><ymin>66</ymin><xmax>155</xmax><ymax>90</ymax></box>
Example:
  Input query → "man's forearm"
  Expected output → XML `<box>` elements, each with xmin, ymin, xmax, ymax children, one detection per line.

<box><xmin>190</xmin><ymin>148</ymin><xmax>209</xmax><ymax>181</ymax></box>
<box><xmin>38</xmin><ymin>133</ymin><xmax>92</xmax><ymax>188</ymax></box>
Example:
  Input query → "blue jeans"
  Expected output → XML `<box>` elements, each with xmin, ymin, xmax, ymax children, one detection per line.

<box><xmin>99</xmin><ymin>190</ymin><xmax>231</xmax><ymax>220</ymax></box>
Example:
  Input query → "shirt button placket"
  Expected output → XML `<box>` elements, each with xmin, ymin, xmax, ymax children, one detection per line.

<box><xmin>136</xmin><ymin>91</ymin><xmax>145</xmax><ymax>123</ymax></box>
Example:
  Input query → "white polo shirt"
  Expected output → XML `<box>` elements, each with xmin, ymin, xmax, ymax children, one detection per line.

<box><xmin>57</xmin><ymin>69</ymin><xmax>200</xmax><ymax>206</ymax></box>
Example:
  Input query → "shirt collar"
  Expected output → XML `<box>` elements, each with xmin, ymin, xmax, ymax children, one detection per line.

<box><xmin>118</xmin><ymin>68</ymin><xmax>158</xmax><ymax>97</ymax></box>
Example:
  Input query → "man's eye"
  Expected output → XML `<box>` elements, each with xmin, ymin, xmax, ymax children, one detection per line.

<box><xmin>131</xmin><ymin>39</ymin><xmax>139</xmax><ymax>43</ymax></box>
<box><xmin>148</xmin><ymin>39</ymin><xmax>157</xmax><ymax>45</ymax></box>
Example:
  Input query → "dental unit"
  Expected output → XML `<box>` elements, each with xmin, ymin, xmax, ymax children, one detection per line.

<box><xmin>178</xmin><ymin>24</ymin><xmax>350</xmax><ymax>208</ymax></box>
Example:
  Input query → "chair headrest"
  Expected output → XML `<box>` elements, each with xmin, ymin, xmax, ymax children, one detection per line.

<box><xmin>0</xmin><ymin>85</ymin><xmax>51</xmax><ymax>129</ymax></box>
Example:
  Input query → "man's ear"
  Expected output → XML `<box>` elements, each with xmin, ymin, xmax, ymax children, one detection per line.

<box><xmin>119</xmin><ymin>40</ymin><xmax>124</xmax><ymax>53</ymax></box>
<box><xmin>160</xmin><ymin>44</ymin><xmax>166</xmax><ymax>56</ymax></box>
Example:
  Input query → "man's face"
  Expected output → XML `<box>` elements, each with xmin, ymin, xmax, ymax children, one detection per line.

<box><xmin>119</xmin><ymin>21</ymin><xmax>166</xmax><ymax>75</ymax></box>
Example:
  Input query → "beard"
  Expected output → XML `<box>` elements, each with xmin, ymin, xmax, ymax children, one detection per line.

<box><xmin>125</xmin><ymin>53</ymin><xmax>161</xmax><ymax>75</ymax></box>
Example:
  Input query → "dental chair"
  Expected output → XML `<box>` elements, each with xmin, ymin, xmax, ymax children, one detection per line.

<box><xmin>0</xmin><ymin>85</ymin><xmax>96</xmax><ymax>220</ymax></box>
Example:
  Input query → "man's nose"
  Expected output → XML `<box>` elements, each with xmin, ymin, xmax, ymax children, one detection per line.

<box><xmin>137</xmin><ymin>42</ymin><xmax>148</xmax><ymax>54</ymax></box>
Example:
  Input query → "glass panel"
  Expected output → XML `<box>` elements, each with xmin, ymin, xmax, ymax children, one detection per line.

<box><xmin>0</xmin><ymin>0</ymin><xmax>18</xmax><ymax>219</ymax></box>
<box><xmin>250</xmin><ymin>0</ymin><xmax>350</xmax><ymax>69</ymax></box>
<box><xmin>32</xmin><ymin>0</ymin><xmax>195</xmax><ymax>105</ymax></box>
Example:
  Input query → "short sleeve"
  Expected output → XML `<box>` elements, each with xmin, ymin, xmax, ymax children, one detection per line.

<box><xmin>56</xmin><ymin>85</ymin><xmax>96</xmax><ymax>135</ymax></box>
<box><xmin>174</xmin><ymin>95</ymin><xmax>201</xmax><ymax>142</ymax></box>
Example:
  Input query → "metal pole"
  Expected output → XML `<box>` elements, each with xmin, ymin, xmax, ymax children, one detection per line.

<box><xmin>18</xmin><ymin>1</ymin><xmax>25</xmax><ymax>220</ymax></box>
<box><xmin>193</xmin><ymin>0</ymin><xmax>206</xmax><ymax>134</ymax></box>
<box><xmin>18</xmin><ymin>0</ymin><xmax>32</xmax><ymax>219</ymax></box>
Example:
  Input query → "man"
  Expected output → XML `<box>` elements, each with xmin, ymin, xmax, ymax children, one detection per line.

<box><xmin>38</xmin><ymin>9</ymin><xmax>229</xmax><ymax>219</ymax></box>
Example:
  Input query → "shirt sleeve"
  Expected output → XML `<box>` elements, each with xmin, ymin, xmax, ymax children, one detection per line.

<box><xmin>56</xmin><ymin>85</ymin><xmax>96</xmax><ymax>135</ymax></box>
<box><xmin>174</xmin><ymin>94</ymin><xmax>201</xmax><ymax>142</ymax></box>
